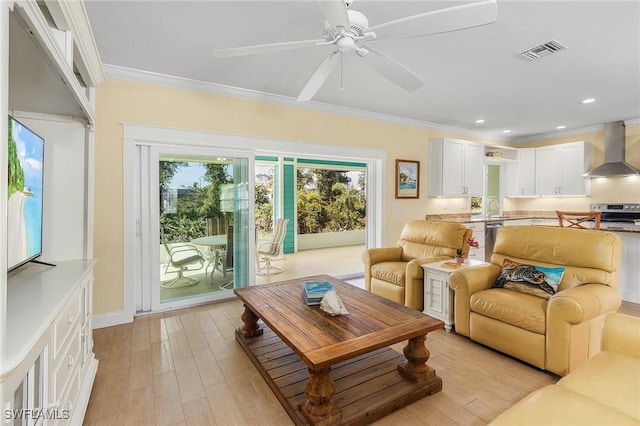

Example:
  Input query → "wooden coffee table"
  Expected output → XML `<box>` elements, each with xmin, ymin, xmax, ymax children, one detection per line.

<box><xmin>234</xmin><ymin>275</ymin><xmax>443</xmax><ymax>426</ymax></box>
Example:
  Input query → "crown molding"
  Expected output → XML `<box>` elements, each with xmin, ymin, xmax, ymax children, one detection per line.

<box><xmin>103</xmin><ymin>64</ymin><xmax>509</xmax><ymax>143</ymax></box>
<box><xmin>103</xmin><ymin>65</ymin><xmax>639</xmax><ymax>145</ymax></box>
<box><xmin>511</xmin><ymin>117</ymin><xmax>640</xmax><ymax>143</ymax></box>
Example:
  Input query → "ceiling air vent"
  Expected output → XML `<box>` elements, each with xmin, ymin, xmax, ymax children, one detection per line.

<box><xmin>520</xmin><ymin>39</ymin><xmax>568</xmax><ymax>60</ymax></box>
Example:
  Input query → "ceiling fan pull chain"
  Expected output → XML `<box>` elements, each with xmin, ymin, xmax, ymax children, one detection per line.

<box><xmin>339</xmin><ymin>52</ymin><xmax>344</xmax><ymax>91</ymax></box>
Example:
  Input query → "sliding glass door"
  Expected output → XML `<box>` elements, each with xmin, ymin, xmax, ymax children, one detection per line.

<box><xmin>135</xmin><ymin>145</ymin><xmax>252</xmax><ymax>313</ymax></box>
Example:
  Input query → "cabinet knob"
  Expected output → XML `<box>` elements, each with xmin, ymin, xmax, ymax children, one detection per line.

<box><xmin>68</xmin><ymin>355</ymin><xmax>74</xmax><ymax>367</ymax></box>
<box><xmin>67</xmin><ymin>312</ymin><xmax>75</xmax><ymax>324</ymax></box>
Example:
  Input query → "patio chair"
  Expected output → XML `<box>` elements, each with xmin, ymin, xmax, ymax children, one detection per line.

<box><xmin>214</xmin><ymin>225</ymin><xmax>234</xmax><ymax>289</ymax></box>
<box><xmin>256</xmin><ymin>218</ymin><xmax>289</xmax><ymax>275</ymax></box>
<box><xmin>161</xmin><ymin>228</ymin><xmax>206</xmax><ymax>288</ymax></box>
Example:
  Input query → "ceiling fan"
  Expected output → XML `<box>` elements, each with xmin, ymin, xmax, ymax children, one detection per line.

<box><xmin>212</xmin><ymin>0</ymin><xmax>497</xmax><ymax>102</ymax></box>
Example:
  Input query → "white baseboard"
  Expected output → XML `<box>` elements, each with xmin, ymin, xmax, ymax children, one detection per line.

<box><xmin>92</xmin><ymin>310</ymin><xmax>133</xmax><ymax>329</ymax></box>
<box><xmin>71</xmin><ymin>357</ymin><xmax>98</xmax><ymax>425</ymax></box>
<box><xmin>336</xmin><ymin>272</ymin><xmax>364</xmax><ymax>281</ymax></box>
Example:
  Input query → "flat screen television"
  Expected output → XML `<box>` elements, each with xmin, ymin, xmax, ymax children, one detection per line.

<box><xmin>7</xmin><ymin>116</ymin><xmax>45</xmax><ymax>272</ymax></box>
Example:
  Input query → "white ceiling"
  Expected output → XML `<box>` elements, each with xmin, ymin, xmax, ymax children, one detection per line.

<box><xmin>84</xmin><ymin>0</ymin><xmax>640</xmax><ymax>141</ymax></box>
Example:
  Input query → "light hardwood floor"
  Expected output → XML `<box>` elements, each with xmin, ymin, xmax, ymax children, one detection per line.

<box><xmin>84</xmin><ymin>297</ymin><xmax>640</xmax><ymax>426</ymax></box>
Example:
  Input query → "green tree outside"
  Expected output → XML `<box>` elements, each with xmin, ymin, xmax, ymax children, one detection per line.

<box><xmin>160</xmin><ymin>161</ymin><xmax>366</xmax><ymax>243</ymax></box>
<box><xmin>159</xmin><ymin>161</ymin><xmax>233</xmax><ymax>242</ymax></box>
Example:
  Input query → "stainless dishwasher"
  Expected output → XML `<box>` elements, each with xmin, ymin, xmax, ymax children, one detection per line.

<box><xmin>485</xmin><ymin>221</ymin><xmax>503</xmax><ymax>260</ymax></box>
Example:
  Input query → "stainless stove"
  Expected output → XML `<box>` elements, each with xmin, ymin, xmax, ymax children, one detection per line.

<box><xmin>590</xmin><ymin>203</ymin><xmax>640</xmax><ymax>223</ymax></box>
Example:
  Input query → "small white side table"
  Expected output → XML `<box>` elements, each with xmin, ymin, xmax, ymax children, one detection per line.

<box><xmin>422</xmin><ymin>259</ymin><xmax>488</xmax><ymax>332</ymax></box>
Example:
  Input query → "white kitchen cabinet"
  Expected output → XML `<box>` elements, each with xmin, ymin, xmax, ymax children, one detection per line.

<box><xmin>507</xmin><ymin>148</ymin><xmax>536</xmax><ymax>197</ymax></box>
<box><xmin>428</xmin><ymin>138</ymin><xmax>484</xmax><ymax>197</ymax></box>
<box><xmin>463</xmin><ymin>222</ymin><xmax>485</xmax><ymax>261</ymax></box>
<box><xmin>535</xmin><ymin>142</ymin><xmax>591</xmax><ymax>196</ymax></box>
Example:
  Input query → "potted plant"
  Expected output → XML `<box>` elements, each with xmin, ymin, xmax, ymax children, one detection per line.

<box><xmin>456</xmin><ymin>237</ymin><xmax>480</xmax><ymax>263</ymax></box>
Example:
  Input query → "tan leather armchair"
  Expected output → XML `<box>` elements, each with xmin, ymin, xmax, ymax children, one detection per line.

<box><xmin>363</xmin><ymin>220</ymin><xmax>472</xmax><ymax>311</ymax></box>
<box><xmin>449</xmin><ymin>225</ymin><xmax>622</xmax><ymax>376</ymax></box>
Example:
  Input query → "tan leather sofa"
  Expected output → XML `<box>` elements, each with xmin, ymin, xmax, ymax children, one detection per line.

<box><xmin>449</xmin><ymin>225</ymin><xmax>622</xmax><ymax>376</ymax></box>
<box><xmin>490</xmin><ymin>313</ymin><xmax>640</xmax><ymax>425</ymax></box>
<box><xmin>363</xmin><ymin>220</ymin><xmax>472</xmax><ymax>311</ymax></box>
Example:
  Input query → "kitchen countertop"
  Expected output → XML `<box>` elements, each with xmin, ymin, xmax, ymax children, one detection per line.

<box><xmin>426</xmin><ymin>213</ymin><xmax>640</xmax><ymax>233</ymax></box>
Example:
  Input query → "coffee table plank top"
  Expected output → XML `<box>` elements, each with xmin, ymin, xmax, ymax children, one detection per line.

<box><xmin>235</xmin><ymin>275</ymin><xmax>443</xmax><ymax>369</ymax></box>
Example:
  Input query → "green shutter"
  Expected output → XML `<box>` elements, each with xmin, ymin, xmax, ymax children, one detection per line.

<box><xmin>282</xmin><ymin>164</ymin><xmax>295</xmax><ymax>254</ymax></box>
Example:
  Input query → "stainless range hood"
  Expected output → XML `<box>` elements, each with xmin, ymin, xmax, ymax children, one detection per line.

<box><xmin>584</xmin><ymin>121</ymin><xmax>640</xmax><ymax>177</ymax></box>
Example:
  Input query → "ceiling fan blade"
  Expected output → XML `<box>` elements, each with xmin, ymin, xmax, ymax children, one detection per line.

<box><xmin>314</xmin><ymin>0</ymin><xmax>350</xmax><ymax>30</ymax></box>
<box><xmin>359</xmin><ymin>46</ymin><xmax>424</xmax><ymax>91</ymax></box>
<box><xmin>370</xmin><ymin>0</ymin><xmax>497</xmax><ymax>40</ymax></box>
<box><xmin>212</xmin><ymin>38</ymin><xmax>328</xmax><ymax>58</ymax></box>
<box><xmin>297</xmin><ymin>51</ymin><xmax>340</xmax><ymax>102</ymax></box>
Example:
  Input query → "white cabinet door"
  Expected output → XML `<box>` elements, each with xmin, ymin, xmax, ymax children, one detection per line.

<box><xmin>558</xmin><ymin>142</ymin><xmax>590</xmax><ymax>195</ymax></box>
<box><xmin>518</xmin><ymin>148</ymin><xmax>536</xmax><ymax>196</ymax></box>
<box><xmin>428</xmin><ymin>138</ymin><xmax>484</xmax><ymax>197</ymax></box>
<box><xmin>535</xmin><ymin>146</ymin><xmax>559</xmax><ymax>196</ymax></box>
<box><xmin>535</xmin><ymin>142</ymin><xmax>590</xmax><ymax>196</ymax></box>
<box><xmin>441</xmin><ymin>139</ymin><xmax>465</xmax><ymax>196</ymax></box>
<box><xmin>464</xmin><ymin>142</ymin><xmax>484</xmax><ymax>196</ymax></box>
<box><xmin>424</xmin><ymin>270</ymin><xmax>454</xmax><ymax>332</ymax></box>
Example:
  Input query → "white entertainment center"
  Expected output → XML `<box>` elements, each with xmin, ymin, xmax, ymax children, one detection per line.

<box><xmin>1</xmin><ymin>1</ymin><xmax>103</xmax><ymax>424</ymax></box>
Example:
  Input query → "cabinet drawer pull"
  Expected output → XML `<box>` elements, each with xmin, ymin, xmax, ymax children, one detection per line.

<box><xmin>68</xmin><ymin>355</ymin><xmax>74</xmax><ymax>367</ymax></box>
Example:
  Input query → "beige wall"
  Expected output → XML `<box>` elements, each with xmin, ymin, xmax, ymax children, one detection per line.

<box><xmin>94</xmin><ymin>77</ymin><xmax>640</xmax><ymax>317</ymax></box>
<box><xmin>93</xmin><ymin>78</ymin><xmax>495</xmax><ymax>315</ymax></box>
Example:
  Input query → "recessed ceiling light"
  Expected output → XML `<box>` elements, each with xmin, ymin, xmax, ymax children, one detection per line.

<box><xmin>556</xmin><ymin>125</ymin><xmax>566</xmax><ymax>129</ymax></box>
<box><xmin>503</xmin><ymin>130</ymin><xmax>511</xmax><ymax>133</ymax></box>
<box><xmin>581</xmin><ymin>98</ymin><xmax>596</xmax><ymax>104</ymax></box>
<box><xmin>475</xmin><ymin>119</ymin><xmax>485</xmax><ymax>124</ymax></box>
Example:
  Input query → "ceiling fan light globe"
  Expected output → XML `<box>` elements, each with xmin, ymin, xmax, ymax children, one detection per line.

<box><xmin>337</xmin><ymin>37</ymin><xmax>356</xmax><ymax>52</ymax></box>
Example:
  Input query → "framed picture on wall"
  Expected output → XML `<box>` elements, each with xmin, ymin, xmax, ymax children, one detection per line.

<box><xmin>395</xmin><ymin>159</ymin><xmax>420</xmax><ymax>199</ymax></box>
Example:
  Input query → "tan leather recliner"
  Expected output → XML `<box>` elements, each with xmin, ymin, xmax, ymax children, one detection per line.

<box><xmin>449</xmin><ymin>225</ymin><xmax>622</xmax><ymax>376</ymax></box>
<box><xmin>490</xmin><ymin>313</ymin><xmax>640</xmax><ymax>424</ymax></box>
<box><xmin>363</xmin><ymin>220</ymin><xmax>472</xmax><ymax>311</ymax></box>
